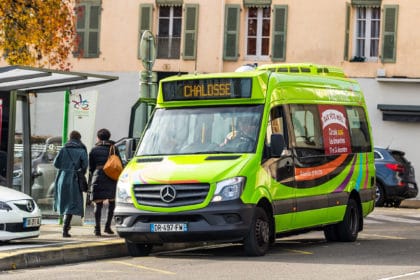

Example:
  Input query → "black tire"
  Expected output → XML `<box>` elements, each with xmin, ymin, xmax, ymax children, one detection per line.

<box><xmin>125</xmin><ymin>240</ymin><xmax>153</xmax><ymax>257</ymax></box>
<box><xmin>393</xmin><ymin>200</ymin><xmax>402</xmax><ymax>208</ymax></box>
<box><xmin>243</xmin><ymin>207</ymin><xmax>270</xmax><ymax>256</ymax></box>
<box><xmin>323</xmin><ymin>224</ymin><xmax>339</xmax><ymax>242</ymax></box>
<box><xmin>336</xmin><ymin>198</ymin><xmax>360</xmax><ymax>242</ymax></box>
<box><xmin>375</xmin><ymin>182</ymin><xmax>385</xmax><ymax>207</ymax></box>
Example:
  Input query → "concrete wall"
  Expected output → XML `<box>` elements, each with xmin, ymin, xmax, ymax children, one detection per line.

<box><xmin>360</xmin><ymin>78</ymin><xmax>420</xmax><ymax>172</ymax></box>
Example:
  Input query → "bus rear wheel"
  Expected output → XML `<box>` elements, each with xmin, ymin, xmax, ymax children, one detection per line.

<box><xmin>244</xmin><ymin>207</ymin><xmax>270</xmax><ymax>256</ymax></box>
<box><xmin>324</xmin><ymin>198</ymin><xmax>360</xmax><ymax>242</ymax></box>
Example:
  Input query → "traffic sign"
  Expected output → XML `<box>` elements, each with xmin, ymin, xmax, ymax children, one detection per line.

<box><xmin>139</xmin><ymin>30</ymin><xmax>156</xmax><ymax>71</ymax></box>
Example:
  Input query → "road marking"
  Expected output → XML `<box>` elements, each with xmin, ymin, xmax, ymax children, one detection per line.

<box><xmin>364</xmin><ymin>219</ymin><xmax>382</xmax><ymax>224</ymax></box>
<box><xmin>109</xmin><ymin>260</ymin><xmax>176</xmax><ymax>275</ymax></box>
<box><xmin>283</xmin><ymin>249</ymin><xmax>313</xmax><ymax>255</ymax></box>
<box><xmin>367</xmin><ymin>214</ymin><xmax>420</xmax><ymax>224</ymax></box>
<box><xmin>377</xmin><ymin>270</ymin><xmax>420</xmax><ymax>280</ymax></box>
<box><xmin>360</xmin><ymin>233</ymin><xmax>406</xmax><ymax>240</ymax></box>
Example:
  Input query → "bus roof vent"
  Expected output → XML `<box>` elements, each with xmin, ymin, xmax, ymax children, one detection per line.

<box><xmin>257</xmin><ymin>63</ymin><xmax>346</xmax><ymax>78</ymax></box>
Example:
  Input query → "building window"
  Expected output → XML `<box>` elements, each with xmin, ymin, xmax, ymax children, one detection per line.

<box><xmin>74</xmin><ymin>1</ymin><xmax>101</xmax><ymax>58</ymax></box>
<box><xmin>157</xmin><ymin>6</ymin><xmax>182</xmax><ymax>59</ymax></box>
<box><xmin>246</xmin><ymin>7</ymin><xmax>270</xmax><ymax>58</ymax></box>
<box><xmin>354</xmin><ymin>7</ymin><xmax>380</xmax><ymax>61</ymax></box>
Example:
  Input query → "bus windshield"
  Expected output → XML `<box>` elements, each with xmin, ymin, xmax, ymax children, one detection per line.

<box><xmin>137</xmin><ymin>105</ymin><xmax>263</xmax><ymax>156</ymax></box>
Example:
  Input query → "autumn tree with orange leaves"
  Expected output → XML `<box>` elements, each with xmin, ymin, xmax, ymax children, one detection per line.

<box><xmin>0</xmin><ymin>0</ymin><xmax>77</xmax><ymax>70</ymax></box>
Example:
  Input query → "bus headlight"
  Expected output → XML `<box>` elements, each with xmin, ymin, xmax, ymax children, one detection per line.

<box><xmin>212</xmin><ymin>177</ymin><xmax>245</xmax><ymax>202</ymax></box>
<box><xmin>116</xmin><ymin>179</ymin><xmax>133</xmax><ymax>204</ymax></box>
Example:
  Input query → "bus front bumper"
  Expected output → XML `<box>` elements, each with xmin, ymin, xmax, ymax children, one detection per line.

<box><xmin>114</xmin><ymin>201</ymin><xmax>255</xmax><ymax>244</ymax></box>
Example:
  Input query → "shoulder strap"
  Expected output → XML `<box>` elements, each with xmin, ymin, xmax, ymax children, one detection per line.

<box><xmin>109</xmin><ymin>145</ymin><xmax>116</xmax><ymax>156</ymax></box>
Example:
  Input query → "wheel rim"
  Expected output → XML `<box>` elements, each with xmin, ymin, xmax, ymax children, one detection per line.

<box><xmin>375</xmin><ymin>185</ymin><xmax>381</xmax><ymax>203</ymax></box>
<box><xmin>256</xmin><ymin>217</ymin><xmax>270</xmax><ymax>246</ymax></box>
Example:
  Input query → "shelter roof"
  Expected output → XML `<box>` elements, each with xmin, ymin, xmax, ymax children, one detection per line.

<box><xmin>0</xmin><ymin>66</ymin><xmax>118</xmax><ymax>93</ymax></box>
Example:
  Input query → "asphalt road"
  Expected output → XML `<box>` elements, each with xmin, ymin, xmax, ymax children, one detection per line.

<box><xmin>2</xmin><ymin>207</ymin><xmax>420</xmax><ymax>280</ymax></box>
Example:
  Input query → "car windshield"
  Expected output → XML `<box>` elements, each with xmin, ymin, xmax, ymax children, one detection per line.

<box><xmin>137</xmin><ymin>105</ymin><xmax>263</xmax><ymax>156</ymax></box>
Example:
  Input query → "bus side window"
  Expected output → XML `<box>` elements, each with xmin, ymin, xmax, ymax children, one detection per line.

<box><xmin>265</xmin><ymin>106</ymin><xmax>287</xmax><ymax>159</ymax></box>
<box><xmin>347</xmin><ymin>106</ymin><xmax>371</xmax><ymax>153</ymax></box>
<box><xmin>290</xmin><ymin>104</ymin><xmax>324</xmax><ymax>157</ymax></box>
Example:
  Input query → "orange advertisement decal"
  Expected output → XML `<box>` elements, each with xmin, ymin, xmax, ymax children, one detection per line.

<box><xmin>295</xmin><ymin>154</ymin><xmax>348</xmax><ymax>181</ymax></box>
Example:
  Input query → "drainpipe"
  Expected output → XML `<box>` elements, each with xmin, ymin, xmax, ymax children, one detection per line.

<box><xmin>219</xmin><ymin>0</ymin><xmax>226</xmax><ymax>72</ymax></box>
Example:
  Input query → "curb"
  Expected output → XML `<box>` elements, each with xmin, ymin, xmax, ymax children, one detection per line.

<box><xmin>0</xmin><ymin>239</ymin><xmax>127</xmax><ymax>271</ymax></box>
<box><xmin>400</xmin><ymin>199</ymin><xmax>420</xmax><ymax>209</ymax></box>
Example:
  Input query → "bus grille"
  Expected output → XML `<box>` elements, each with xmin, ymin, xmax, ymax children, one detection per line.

<box><xmin>133</xmin><ymin>184</ymin><xmax>210</xmax><ymax>207</ymax></box>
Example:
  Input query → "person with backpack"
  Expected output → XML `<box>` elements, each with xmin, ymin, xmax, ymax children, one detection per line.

<box><xmin>53</xmin><ymin>130</ymin><xmax>88</xmax><ymax>238</ymax></box>
<box><xmin>88</xmin><ymin>128</ymin><xmax>122</xmax><ymax>236</ymax></box>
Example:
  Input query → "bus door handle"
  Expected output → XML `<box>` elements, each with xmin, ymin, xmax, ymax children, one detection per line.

<box><xmin>285</xmin><ymin>161</ymin><xmax>292</xmax><ymax>172</ymax></box>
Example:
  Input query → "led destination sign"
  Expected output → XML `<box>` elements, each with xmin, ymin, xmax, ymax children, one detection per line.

<box><xmin>162</xmin><ymin>78</ymin><xmax>252</xmax><ymax>101</ymax></box>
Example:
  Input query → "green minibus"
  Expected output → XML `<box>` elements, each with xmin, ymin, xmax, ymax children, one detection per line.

<box><xmin>114</xmin><ymin>64</ymin><xmax>375</xmax><ymax>256</ymax></box>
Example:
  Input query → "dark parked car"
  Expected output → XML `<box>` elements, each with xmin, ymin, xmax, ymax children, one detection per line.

<box><xmin>374</xmin><ymin>147</ymin><xmax>418</xmax><ymax>207</ymax></box>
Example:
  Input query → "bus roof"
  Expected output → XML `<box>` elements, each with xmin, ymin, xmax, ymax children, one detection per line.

<box><xmin>157</xmin><ymin>64</ymin><xmax>362</xmax><ymax>107</ymax></box>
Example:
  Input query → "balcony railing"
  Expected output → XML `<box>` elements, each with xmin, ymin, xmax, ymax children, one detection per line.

<box><xmin>156</xmin><ymin>36</ymin><xmax>181</xmax><ymax>59</ymax></box>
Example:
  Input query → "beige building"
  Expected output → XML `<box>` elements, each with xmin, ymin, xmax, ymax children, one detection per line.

<box><xmin>9</xmin><ymin>0</ymin><xmax>420</xmax><ymax>186</ymax></box>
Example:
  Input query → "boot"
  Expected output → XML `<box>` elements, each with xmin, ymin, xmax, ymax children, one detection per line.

<box><xmin>104</xmin><ymin>200</ymin><xmax>115</xmax><ymax>234</ymax></box>
<box><xmin>94</xmin><ymin>202</ymin><xmax>103</xmax><ymax>236</ymax></box>
<box><xmin>63</xmin><ymin>214</ymin><xmax>72</xmax><ymax>238</ymax></box>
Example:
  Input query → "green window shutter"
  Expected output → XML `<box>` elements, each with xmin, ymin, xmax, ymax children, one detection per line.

<box><xmin>271</xmin><ymin>5</ymin><xmax>288</xmax><ymax>61</ymax></box>
<box><xmin>381</xmin><ymin>5</ymin><xmax>398</xmax><ymax>63</ymax></box>
<box><xmin>88</xmin><ymin>5</ymin><xmax>101</xmax><ymax>57</ymax></box>
<box><xmin>344</xmin><ymin>3</ymin><xmax>350</xmax><ymax>61</ymax></box>
<box><xmin>75</xmin><ymin>1</ymin><xmax>101</xmax><ymax>58</ymax></box>
<box><xmin>138</xmin><ymin>4</ymin><xmax>153</xmax><ymax>59</ymax></box>
<box><xmin>75</xmin><ymin>5</ymin><xmax>86</xmax><ymax>57</ymax></box>
<box><xmin>183</xmin><ymin>4</ymin><xmax>199</xmax><ymax>60</ymax></box>
<box><xmin>223</xmin><ymin>4</ymin><xmax>240</xmax><ymax>61</ymax></box>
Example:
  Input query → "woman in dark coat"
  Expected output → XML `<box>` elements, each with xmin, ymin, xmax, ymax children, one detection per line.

<box><xmin>89</xmin><ymin>128</ymin><xmax>121</xmax><ymax>236</ymax></box>
<box><xmin>54</xmin><ymin>130</ymin><xmax>88</xmax><ymax>237</ymax></box>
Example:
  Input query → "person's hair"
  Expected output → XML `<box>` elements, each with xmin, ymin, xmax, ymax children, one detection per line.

<box><xmin>97</xmin><ymin>128</ymin><xmax>111</xmax><ymax>141</ymax></box>
<box><xmin>69</xmin><ymin>130</ymin><xmax>81</xmax><ymax>141</ymax></box>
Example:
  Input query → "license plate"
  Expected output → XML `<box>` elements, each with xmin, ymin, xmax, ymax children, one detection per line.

<box><xmin>23</xmin><ymin>217</ymin><xmax>41</xmax><ymax>228</ymax></box>
<box><xmin>150</xmin><ymin>223</ymin><xmax>188</xmax><ymax>232</ymax></box>
<box><xmin>408</xmin><ymin>183</ymin><xmax>415</xmax><ymax>189</ymax></box>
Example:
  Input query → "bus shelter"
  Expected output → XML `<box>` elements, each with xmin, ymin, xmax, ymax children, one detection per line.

<box><xmin>0</xmin><ymin>66</ymin><xmax>118</xmax><ymax>198</ymax></box>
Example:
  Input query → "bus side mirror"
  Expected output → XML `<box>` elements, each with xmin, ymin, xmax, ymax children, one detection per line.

<box><xmin>270</xmin><ymin>134</ymin><xmax>286</xmax><ymax>157</ymax></box>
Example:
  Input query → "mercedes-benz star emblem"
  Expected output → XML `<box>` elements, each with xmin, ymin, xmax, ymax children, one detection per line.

<box><xmin>26</xmin><ymin>200</ymin><xmax>34</xmax><ymax>212</ymax></box>
<box><xmin>160</xmin><ymin>185</ymin><xmax>176</xmax><ymax>203</ymax></box>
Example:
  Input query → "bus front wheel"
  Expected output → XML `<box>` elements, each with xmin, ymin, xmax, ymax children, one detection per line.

<box><xmin>243</xmin><ymin>207</ymin><xmax>270</xmax><ymax>256</ymax></box>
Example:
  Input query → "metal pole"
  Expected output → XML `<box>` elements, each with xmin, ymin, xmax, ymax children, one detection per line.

<box><xmin>63</xmin><ymin>90</ymin><xmax>70</xmax><ymax>143</ymax></box>
<box><xmin>21</xmin><ymin>94</ymin><xmax>32</xmax><ymax>195</ymax></box>
<box><xmin>58</xmin><ymin>90</ymin><xmax>70</xmax><ymax>225</ymax></box>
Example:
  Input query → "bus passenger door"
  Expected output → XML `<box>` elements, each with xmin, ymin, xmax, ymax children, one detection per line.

<box><xmin>290</xmin><ymin>104</ymin><xmax>329</xmax><ymax>229</ymax></box>
<box><xmin>263</xmin><ymin>106</ymin><xmax>295</xmax><ymax>232</ymax></box>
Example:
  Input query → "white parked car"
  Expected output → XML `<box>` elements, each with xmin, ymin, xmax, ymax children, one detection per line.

<box><xmin>0</xmin><ymin>186</ymin><xmax>42</xmax><ymax>242</ymax></box>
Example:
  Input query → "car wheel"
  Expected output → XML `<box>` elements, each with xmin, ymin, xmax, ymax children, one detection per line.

<box><xmin>393</xmin><ymin>200</ymin><xmax>402</xmax><ymax>208</ymax></box>
<box><xmin>243</xmin><ymin>207</ymin><xmax>270</xmax><ymax>256</ymax></box>
<box><xmin>336</xmin><ymin>198</ymin><xmax>360</xmax><ymax>242</ymax></box>
<box><xmin>375</xmin><ymin>182</ymin><xmax>385</xmax><ymax>207</ymax></box>
<box><xmin>125</xmin><ymin>240</ymin><xmax>153</xmax><ymax>257</ymax></box>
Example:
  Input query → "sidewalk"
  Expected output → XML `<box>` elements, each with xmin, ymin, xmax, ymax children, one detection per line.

<box><xmin>0</xmin><ymin>221</ymin><xmax>127</xmax><ymax>271</ymax></box>
<box><xmin>1</xmin><ymin>198</ymin><xmax>419</xmax><ymax>272</ymax></box>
